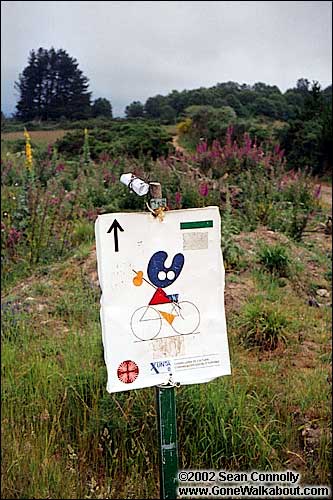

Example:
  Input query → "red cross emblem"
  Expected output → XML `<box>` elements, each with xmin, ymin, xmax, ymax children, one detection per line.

<box><xmin>117</xmin><ymin>360</ymin><xmax>139</xmax><ymax>384</ymax></box>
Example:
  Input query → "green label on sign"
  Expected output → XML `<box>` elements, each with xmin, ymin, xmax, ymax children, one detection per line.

<box><xmin>180</xmin><ymin>220</ymin><xmax>213</xmax><ymax>230</ymax></box>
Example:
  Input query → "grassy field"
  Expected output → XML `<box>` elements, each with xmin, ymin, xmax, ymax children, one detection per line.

<box><xmin>1</xmin><ymin>127</ymin><xmax>332</xmax><ymax>499</ymax></box>
<box><xmin>1</xmin><ymin>219</ymin><xmax>331</xmax><ymax>498</ymax></box>
<box><xmin>1</xmin><ymin>129</ymin><xmax>70</xmax><ymax>146</ymax></box>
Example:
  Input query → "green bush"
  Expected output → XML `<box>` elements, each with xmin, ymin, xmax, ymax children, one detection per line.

<box><xmin>72</xmin><ymin>221</ymin><xmax>95</xmax><ymax>246</ymax></box>
<box><xmin>238</xmin><ymin>301</ymin><xmax>288</xmax><ymax>351</ymax></box>
<box><xmin>257</xmin><ymin>243</ymin><xmax>291</xmax><ymax>277</ymax></box>
<box><xmin>2</xmin><ymin>138</ymin><xmax>38</xmax><ymax>154</ymax></box>
<box><xmin>55</xmin><ymin>122</ymin><xmax>174</xmax><ymax>160</ymax></box>
<box><xmin>267</xmin><ymin>172</ymin><xmax>319</xmax><ymax>240</ymax></box>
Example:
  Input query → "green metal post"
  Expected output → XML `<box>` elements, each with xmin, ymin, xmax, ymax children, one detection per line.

<box><xmin>156</xmin><ymin>386</ymin><xmax>179</xmax><ymax>500</ymax></box>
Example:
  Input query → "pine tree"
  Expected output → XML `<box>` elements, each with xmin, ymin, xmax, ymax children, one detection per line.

<box><xmin>15</xmin><ymin>47</ymin><xmax>92</xmax><ymax>121</ymax></box>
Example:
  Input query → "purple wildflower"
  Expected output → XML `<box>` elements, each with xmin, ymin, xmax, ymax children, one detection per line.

<box><xmin>313</xmin><ymin>184</ymin><xmax>322</xmax><ymax>199</ymax></box>
<box><xmin>175</xmin><ymin>192</ymin><xmax>182</xmax><ymax>206</ymax></box>
<box><xmin>65</xmin><ymin>191</ymin><xmax>75</xmax><ymax>202</ymax></box>
<box><xmin>196</xmin><ymin>140</ymin><xmax>208</xmax><ymax>154</ymax></box>
<box><xmin>7</xmin><ymin>227</ymin><xmax>21</xmax><ymax>247</ymax></box>
<box><xmin>199</xmin><ymin>183</ymin><xmax>209</xmax><ymax>197</ymax></box>
<box><xmin>50</xmin><ymin>197</ymin><xmax>60</xmax><ymax>205</ymax></box>
<box><xmin>244</xmin><ymin>133</ymin><xmax>252</xmax><ymax>154</ymax></box>
<box><xmin>55</xmin><ymin>163</ymin><xmax>65</xmax><ymax>173</ymax></box>
<box><xmin>85</xmin><ymin>209</ymin><xmax>99</xmax><ymax>221</ymax></box>
<box><xmin>99</xmin><ymin>152</ymin><xmax>111</xmax><ymax>163</ymax></box>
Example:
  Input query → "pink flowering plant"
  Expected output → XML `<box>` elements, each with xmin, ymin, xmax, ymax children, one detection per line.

<box><xmin>1</xmin><ymin>123</ymin><xmax>323</xmax><ymax>286</ymax></box>
<box><xmin>192</xmin><ymin>126</ymin><xmax>286</xmax><ymax>180</ymax></box>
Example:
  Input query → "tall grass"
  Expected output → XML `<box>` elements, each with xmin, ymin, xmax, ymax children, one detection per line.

<box><xmin>1</xmin><ymin>129</ymin><xmax>331</xmax><ymax>498</ymax></box>
<box><xmin>2</xmin><ymin>254</ymin><xmax>331</xmax><ymax>498</ymax></box>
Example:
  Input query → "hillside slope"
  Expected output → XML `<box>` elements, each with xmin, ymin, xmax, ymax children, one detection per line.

<box><xmin>2</xmin><ymin>211</ymin><xmax>331</xmax><ymax>498</ymax></box>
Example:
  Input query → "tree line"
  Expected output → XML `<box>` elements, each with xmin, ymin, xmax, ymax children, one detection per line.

<box><xmin>5</xmin><ymin>47</ymin><xmax>333</xmax><ymax>175</ymax></box>
<box><xmin>125</xmin><ymin>79</ymin><xmax>332</xmax><ymax>123</ymax></box>
<box><xmin>12</xmin><ymin>47</ymin><xmax>332</xmax><ymax>124</ymax></box>
<box><xmin>126</xmin><ymin>79</ymin><xmax>332</xmax><ymax>175</ymax></box>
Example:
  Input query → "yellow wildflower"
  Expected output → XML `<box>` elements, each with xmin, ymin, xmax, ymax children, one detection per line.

<box><xmin>24</xmin><ymin>128</ymin><xmax>33</xmax><ymax>171</ymax></box>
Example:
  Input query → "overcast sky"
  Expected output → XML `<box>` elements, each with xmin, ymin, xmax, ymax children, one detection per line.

<box><xmin>1</xmin><ymin>1</ymin><xmax>332</xmax><ymax>117</ymax></box>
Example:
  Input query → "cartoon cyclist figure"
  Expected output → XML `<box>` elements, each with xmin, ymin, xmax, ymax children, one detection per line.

<box><xmin>131</xmin><ymin>251</ymin><xmax>200</xmax><ymax>341</ymax></box>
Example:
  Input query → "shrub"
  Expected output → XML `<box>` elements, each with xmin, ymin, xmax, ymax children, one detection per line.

<box><xmin>176</xmin><ymin>118</ymin><xmax>192</xmax><ymax>136</ymax></box>
<box><xmin>1</xmin><ymin>117</ymin><xmax>322</xmax><ymax>287</ymax></box>
<box><xmin>257</xmin><ymin>243</ymin><xmax>291</xmax><ymax>277</ymax></box>
<box><xmin>238</xmin><ymin>301</ymin><xmax>288</xmax><ymax>351</ymax></box>
<box><xmin>55</xmin><ymin>122</ymin><xmax>174</xmax><ymax>160</ymax></box>
<box><xmin>267</xmin><ymin>169</ymin><xmax>320</xmax><ymax>241</ymax></box>
<box><xmin>72</xmin><ymin>221</ymin><xmax>95</xmax><ymax>246</ymax></box>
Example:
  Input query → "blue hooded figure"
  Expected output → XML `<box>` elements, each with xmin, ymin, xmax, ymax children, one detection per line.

<box><xmin>147</xmin><ymin>251</ymin><xmax>184</xmax><ymax>288</ymax></box>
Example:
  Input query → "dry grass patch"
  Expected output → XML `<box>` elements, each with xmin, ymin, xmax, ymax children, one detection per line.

<box><xmin>1</xmin><ymin>129</ymin><xmax>71</xmax><ymax>145</ymax></box>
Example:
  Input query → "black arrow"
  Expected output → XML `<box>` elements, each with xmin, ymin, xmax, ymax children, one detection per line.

<box><xmin>107</xmin><ymin>219</ymin><xmax>124</xmax><ymax>252</ymax></box>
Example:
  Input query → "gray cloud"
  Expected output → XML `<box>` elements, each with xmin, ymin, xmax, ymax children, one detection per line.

<box><xmin>1</xmin><ymin>1</ymin><xmax>332</xmax><ymax>117</ymax></box>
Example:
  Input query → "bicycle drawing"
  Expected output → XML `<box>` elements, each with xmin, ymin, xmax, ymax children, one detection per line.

<box><xmin>131</xmin><ymin>250</ymin><xmax>200</xmax><ymax>341</ymax></box>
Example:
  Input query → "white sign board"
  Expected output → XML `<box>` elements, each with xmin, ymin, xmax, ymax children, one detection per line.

<box><xmin>95</xmin><ymin>206</ymin><xmax>231</xmax><ymax>393</ymax></box>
